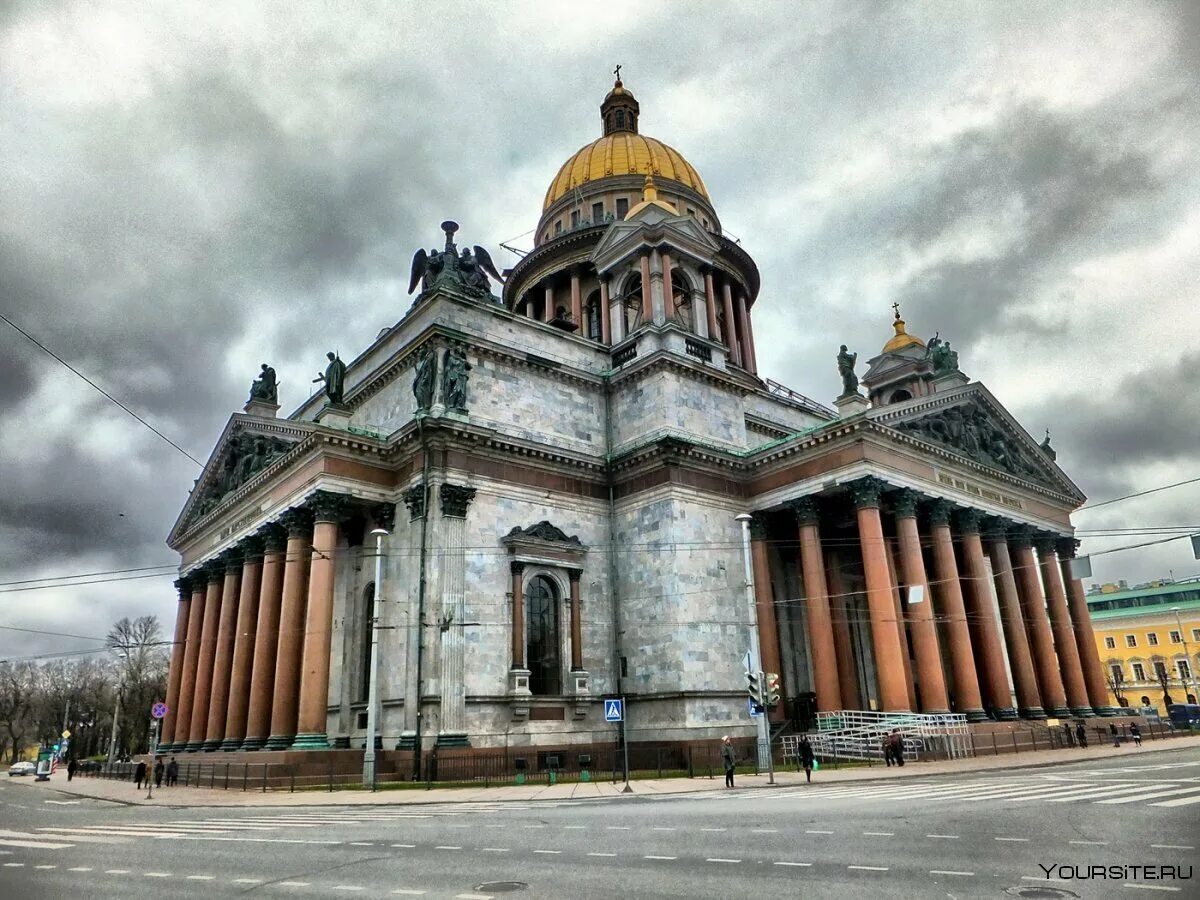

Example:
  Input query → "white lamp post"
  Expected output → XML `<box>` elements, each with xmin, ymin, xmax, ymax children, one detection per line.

<box><xmin>736</xmin><ymin>513</ymin><xmax>773</xmax><ymax>783</ymax></box>
<box><xmin>364</xmin><ymin>526</ymin><xmax>389</xmax><ymax>790</ymax></box>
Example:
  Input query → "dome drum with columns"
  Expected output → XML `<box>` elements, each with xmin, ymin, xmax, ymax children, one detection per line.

<box><xmin>158</xmin><ymin>76</ymin><xmax>1118</xmax><ymax>774</ymax></box>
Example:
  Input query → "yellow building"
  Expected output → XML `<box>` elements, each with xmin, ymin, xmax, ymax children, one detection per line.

<box><xmin>1088</xmin><ymin>579</ymin><xmax>1200</xmax><ymax>715</ymax></box>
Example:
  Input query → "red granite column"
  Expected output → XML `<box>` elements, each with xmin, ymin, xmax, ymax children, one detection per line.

<box><xmin>927</xmin><ymin>499</ymin><xmax>986</xmax><ymax>720</ymax></box>
<box><xmin>892</xmin><ymin>490</ymin><xmax>950</xmax><ymax>713</ymax></box>
<box><xmin>172</xmin><ymin>579</ymin><xmax>207</xmax><ymax>752</ymax></box>
<box><xmin>1037</xmin><ymin>537</ymin><xmax>1093</xmax><ymax>716</ymax></box>
<box><xmin>851</xmin><ymin>478</ymin><xmax>911</xmax><ymax>712</ymax></box>
<box><xmin>984</xmin><ymin>522</ymin><xmax>1045</xmax><ymax>719</ymax></box>
<box><xmin>203</xmin><ymin>552</ymin><xmax>242</xmax><ymax>751</ymax></box>
<box><xmin>568</xmin><ymin>569</ymin><xmax>583</xmax><ymax>672</ymax></box>
<box><xmin>883</xmin><ymin>538</ymin><xmax>917</xmax><ymax>711</ymax></box>
<box><xmin>1009</xmin><ymin>526</ymin><xmax>1069</xmax><ymax>717</ymax></box>
<box><xmin>825</xmin><ymin>551</ymin><xmax>860</xmax><ymax>708</ymax></box>
<box><xmin>160</xmin><ymin>578</ymin><xmax>192</xmax><ymax>750</ymax></box>
<box><xmin>221</xmin><ymin>537</ymin><xmax>263</xmax><ymax>749</ymax></box>
<box><xmin>661</xmin><ymin>251</ymin><xmax>675</xmax><ymax>322</ymax></box>
<box><xmin>721</xmin><ymin>280</ymin><xmax>740</xmax><ymax>366</ymax></box>
<box><xmin>294</xmin><ymin>491</ymin><xmax>351</xmax><ymax>748</ymax></box>
<box><xmin>790</xmin><ymin>498</ymin><xmax>843</xmax><ymax>712</ymax></box>
<box><xmin>510</xmin><ymin>561</ymin><xmax>526</xmax><ymax>669</ymax></box>
<box><xmin>736</xmin><ymin>291</ymin><xmax>757</xmax><ymax>374</ymax></box>
<box><xmin>243</xmin><ymin>524</ymin><xmax>287</xmax><ymax>750</ymax></box>
<box><xmin>639</xmin><ymin>253</ymin><xmax>652</xmax><ymax>325</ymax></box>
<box><xmin>956</xmin><ymin>509</ymin><xmax>1016</xmax><ymax>719</ymax></box>
<box><xmin>1058</xmin><ymin>538</ymin><xmax>1115</xmax><ymax>715</ymax></box>
<box><xmin>703</xmin><ymin>268</ymin><xmax>719</xmax><ymax>340</ymax></box>
<box><xmin>599</xmin><ymin>277</ymin><xmax>611</xmax><ymax>345</ymax></box>
<box><xmin>569</xmin><ymin>268</ymin><xmax>582</xmax><ymax>326</ymax></box>
<box><xmin>186</xmin><ymin>567</ymin><xmax>225</xmax><ymax>750</ymax></box>
<box><xmin>266</xmin><ymin>508</ymin><xmax>314</xmax><ymax>750</ymax></box>
<box><xmin>749</xmin><ymin>514</ymin><xmax>784</xmax><ymax>721</ymax></box>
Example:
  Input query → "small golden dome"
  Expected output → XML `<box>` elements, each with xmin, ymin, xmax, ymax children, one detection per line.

<box><xmin>543</xmin><ymin>132</ymin><xmax>709</xmax><ymax>211</ymax></box>
<box><xmin>882</xmin><ymin>304</ymin><xmax>925</xmax><ymax>353</ymax></box>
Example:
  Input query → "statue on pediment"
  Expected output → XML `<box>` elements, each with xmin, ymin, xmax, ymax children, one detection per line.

<box><xmin>248</xmin><ymin>364</ymin><xmax>278</xmax><ymax>403</ymax></box>
<box><xmin>413</xmin><ymin>345</ymin><xmax>437</xmax><ymax>412</ymax></box>
<box><xmin>837</xmin><ymin>345</ymin><xmax>859</xmax><ymax>396</ymax></box>
<box><xmin>408</xmin><ymin>221</ymin><xmax>505</xmax><ymax>301</ymax></box>
<box><xmin>926</xmin><ymin>333</ymin><xmax>960</xmax><ymax>375</ymax></box>
<box><xmin>893</xmin><ymin>401</ymin><xmax>1049</xmax><ymax>486</ymax></box>
<box><xmin>442</xmin><ymin>346</ymin><xmax>470</xmax><ymax>412</ymax></box>
<box><xmin>313</xmin><ymin>352</ymin><xmax>347</xmax><ymax>404</ymax></box>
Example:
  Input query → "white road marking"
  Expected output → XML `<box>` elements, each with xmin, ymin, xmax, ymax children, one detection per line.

<box><xmin>1099</xmin><ymin>788</ymin><xmax>1200</xmax><ymax>805</ymax></box>
<box><xmin>187</xmin><ymin>875</ymin><xmax>215</xmax><ymax>880</ymax></box>
<box><xmin>435</xmin><ymin>845</ymin><xmax>462</xmax><ymax>850</ymax></box>
<box><xmin>651</xmin><ymin>827</ymin><xmax>675</xmax><ymax>831</ymax></box>
<box><xmin>805</xmin><ymin>829</ymin><xmax>833</xmax><ymax>834</ymax></box>
<box><xmin>34</xmin><ymin>864</ymin><xmax>56</xmax><ymax>870</ymax></box>
<box><xmin>1021</xmin><ymin>876</ymin><xmax>1075</xmax><ymax>884</ymax></box>
<box><xmin>706</xmin><ymin>858</ymin><xmax>741</xmax><ymax>863</ymax></box>
<box><xmin>930</xmin><ymin>870</ymin><xmax>974</xmax><ymax>876</ymax></box>
<box><xmin>104</xmin><ymin>869</ymin><xmax>130</xmax><ymax>874</ymax></box>
<box><xmin>1122</xmin><ymin>885</ymin><xmax>1181</xmax><ymax>893</ymax></box>
<box><xmin>523</xmin><ymin>824</ymin><xmax>545</xmax><ymax>829</ymax></box>
<box><xmin>532</xmin><ymin>849</ymin><xmax>561</xmax><ymax>854</ymax></box>
<box><xmin>1150</xmin><ymin>844</ymin><xmax>1194</xmax><ymax>850</ymax></box>
<box><xmin>774</xmin><ymin>861</ymin><xmax>812</xmax><ymax>867</ymax></box>
<box><xmin>455</xmin><ymin>894</ymin><xmax>494</xmax><ymax>900</ymax></box>
<box><xmin>144</xmin><ymin>872</ymin><xmax>172</xmax><ymax>877</ymax></box>
<box><xmin>481</xmin><ymin>848</ymin><xmax>510</xmax><ymax>852</ymax></box>
<box><xmin>1151</xmin><ymin>794</ymin><xmax>1200</xmax><ymax>807</ymax></box>
<box><xmin>349</xmin><ymin>841</ymin><xmax>373</xmax><ymax>846</ymax></box>
<box><xmin>644</xmin><ymin>855</ymin><xmax>676</xmax><ymax>860</ymax></box>
<box><xmin>751</xmin><ymin>829</ymin><xmax>778</xmax><ymax>833</ymax></box>
<box><xmin>332</xmin><ymin>887</ymin><xmax>365</xmax><ymax>892</ymax></box>
<box><xmin>1070</xmin><ymin>840</ymin><xmax>1108</xmax><ymax>846</ymax></box>
<box><xmin>67</xmin><ymin>867</ymin><xmax>92</xmax><ymax>872</ymax></box>
<box><xmin>848</xmin><ymin>865</ymin><xmax>888</xmax><ymax>871</ymax></box>
<box><xmin>926</xmin><ymin>834</ymin><xmax>958</xmax><ymax>839</ymax></box>
<box><xmin>863</xmin><ymin>832</ymin><xmax>894</xmax><ymax>836</ymax></box>
<box><xmin>3</xmin><ymin>862</ymin><xmax>25</xmax><ymax>867</ymax></box>
<box><xmin>392</xmin><ymin>892</ymin><xmax>427</xmax><ymax>897</ymax></box>
<box><xmin>606</xmin><ymin>826</ymin><xmax>629</xmax><ymax>830</ymax></box>
<box><xmin>995</xmin><ymin>837</ymin><xmax>1030</xmax><ymax>842</ymax></box>
<box><xmin>44</xmin><ymin>800</ymin><xmax>80</xmax><ymax>805</ymax></box>
<box><xmin>700</xmin><ymin>827</ymin><xmax>726</xmax><ymax>832</ymax></box>
<box><xmin>587</xmin><ymin>852</ymin><xmax>616</xmax><ymax>857</ymax></box>
<box><xmin>234</xmin><ymin>878</ymin><xmax>265</xmax><ymax>884</ymax></box>
<box><xmin>391</xmin><ymin>843</ymin><xmax>416</xmax><ymax>848</ymax></box>
<box><xmin>278</xmin><ymin>881</ymin><xmax>311</xmax><ymax>887</ymax></box>
<box><xmin>0</xmin><ymin>837</ymin><xmax>75</xmax><ymax>849</ymax></box>
<box><xmin>563</xmin><ymin>825</ymin><xmax>586</xmax><ymax>829</ymax></box>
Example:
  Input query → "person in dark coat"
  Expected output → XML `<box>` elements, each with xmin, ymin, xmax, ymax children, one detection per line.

<box><xmin>721</xmin><ymin>736</ymin><xmax>737</xmax><ymax>788</ymax></box>
<box><xmin>1129</xmin><ymin>722</ymin><xmax>1142</xmax><ymax>746</ymax></box>
<box><xmin>153</xmin><ymin>759</ymin><xmax>164</xmax><ymax>789</ymax></box>
<box><xmin>166</xmin><ymin>757</ymin><xmax>178</xmax><ymax>787</ymax></box>
<box><xmin>1062</xmin><ymin>722</ymin><xmax>1075</xmax><ymax>747</ymax></box>
<box><xmin>798</xmin><ymin>736</ymin><xmax>815</xmax><ymax>784</ymax></box>
<box><xmin>882</xmin><ymin>733</ymin><xmax>893</xmax><ymax>766</ymax></box>
<box><xmin>888</xmin><ymin>729</ymin><xmax>905</xmax><ymax>767</ymax></box>
<box><xmin>66</xmin><ymin>758</ymin><xmax>77</xmax><ymax>781</ymax></box>
<box><xmin>1075</xmin><ymin>722</ymin><xmax>1088</xmax><ymax>748</ymax></box>
<box><xmin>134</xmin><ymin>760</ymin><xmax>147</xmax><ymax>790</ymax></box>
<box><xmin>1109</xmin><ymin>722</ymin><xmax>1120</xmax><ymax>747</ymax></box>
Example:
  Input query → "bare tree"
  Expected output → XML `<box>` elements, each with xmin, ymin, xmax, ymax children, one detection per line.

<box><xmin>1105</xmin><ymin>660</ymin><xmax>1127</xmax><ymax>707</ymax></box>
<box><xmin>1151</xmin><ymin>656</ymin><xmax>1175</xmax><ymax>709</ymax></box>
<box><xmin>106</xmin><ymin>616</ymin><xmax>168</xmax><ymax>756</ymax></box>
<box><xmin>0</xmin><ymin>662</ymin><xmax>36</xmax><ymax>762</ymax></box>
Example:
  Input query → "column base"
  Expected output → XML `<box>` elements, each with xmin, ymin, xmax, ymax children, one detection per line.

<box><xmin>200</xmin><ymin>739</ymin><xmax>222</xmax><ymax>752</ymax></box>
<box><xmin>182</xmin><ymin>741</ymin><xmax>204</xmax><ymax>753</ymax></box>
<box><xmin>240</xmin><ymin>737</ymin><xmax>267</xmax><ymax>751</ymax></box>
<box><xmin>1018</xmin><ymin>706</ymin><xmax>1047</xmax><ymax>720</ymax></box>
<box><xmin>963</xmin><ymin>709</ymin><xmax>989</xmax><ymax>722</ymax></box>
<box><xmin>1047</xmin><ymin>706</ymin><xmax>1072</xmax><ymax>718</ymax></box>
<box><xmin>435</xmin><ymin>733</ymin><xmax>470</xmax><ymax>748</ymax></box>
<box><xmin>993</xmin><ymin>707</ymin><xmax>1019</xmax><ymax>721</ymax></box>
<box><xmin>218</xmin><ymin>738</ymin><xmax>244</xmax><ymax>751</ymax></box>
<box><xmin>290</xmin><ymin>732</ymin><xmax>330</xmax><ymax>750</ymax></box>
<box><xmin>918</xmin><ymin>708</ymin><xmax>951</xmax><ymax>715</ymax></box>
<box><xmin>264</xmin><ymin>734</ymin><xmax>294</xmax><ymax>751</ymax></box>
<box><xmin>395</xmin><ymin>732</ymin><xmax>417</xmax><ymax>751</ymax></box>
<box><xmin>157</xmin><ymin>743</ymin><xmax>176</xmax><ymax>754</ymax></box>
<box><xmin>1098</xmin><ymin>706</ymin><xmax>1123</xmax><ymax>717</ymax></box>
<box><xmin>1070</xmin><ymin>706</ymin><xmax>1096</xmax><ymax>718</ymax></box>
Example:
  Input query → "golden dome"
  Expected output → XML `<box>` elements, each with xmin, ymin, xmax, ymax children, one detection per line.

<box><xmin>543</xmin><ymin>134</ymin><xmax>708</xmax><ymax>211</ymax></box>
<box><xmin>882</xmin><ymin>305</ymin><xmax>925</xmax><ymax>353</ymax></box>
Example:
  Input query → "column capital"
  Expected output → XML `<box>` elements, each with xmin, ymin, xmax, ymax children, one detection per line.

<box><xmin>980</xmin><ymin>515</ymin><xmax>1011</xmax><ymax>543</ymax></box>
<box><xmin>890</xmin><ymin>488</ymin><xmax>923</xmax><ymax>519</ymax></box>
<box><xmin>926</xmin><ymin>497</ymin><xmax>954</xmax><ymax>527</ymax></box>
<box><xmin>747</xmin><ymin>512</ymin><xmax>769</xmax><ymax>541</ymax></box>
<box><xmin>199</xmin><ymin>562</ymin><xmax>225</xmax><ymax>585</ymax></box>
<box><xmin>174</xmin><ymin>577</ymin><xmax>193</xmax><ymax>599</ymax></box>
<box><xmin>1056</xmin><ymin>536</ymin><xmax>1080</xmax><ymax>559</ymax></box>
<box><xmin>849</xmin><ymin>475</ymin><xmax>887</xmax><ymax>509</ymax></box>
<box><xmin>788</xmin><ymin>496</ymin><xmax>821</xmax><ymax>526</ymax></box>
<box><xmin>953</xmin><ymin>507</ymin><xmax>983</xmax><ymax>534</ymax></box>
<box><xmin>306</xmin><ymin>489</ymin><xmax>353</xmax><ymax>524</ymax></box>
<box><xmin>257</xmin><ymin>521</ymin><xmax>289</xmax><ymax>551</ymax></box>
<box><xmin>1034</xmin><ymin>532</ymin><xmax>1060</xmax><ymax>556</ymax></box>
<box><xmin>239</xmin><ymin>535</ymin><xmax>265</xmax><ymax>560</ymax></box>
<box><xmin>372</xmin><ymin>501</ymin><xmax>397</xmax><ymax>533</ymax></box>
<box><xmin>567</xmin><ymin>568</ymin><xmax>582</xmax><ymax>584</ymax></box>
<box><xmin>402</xmin><ymin>483</ymin><xmax>427</xmax><ymax>520</ymax></box>
<box><xmin>220</xmin><ymin>549</ymin><xmax>244</xmax><ymax>574</ymax></box>
<box><xmin>510</xmin><ymin>559</ymin><xmax>526</xmax><ymax>576</ymax></box>
<box><xmin>278</xmin><ymin>506</ymin><xmax>315</xmax><ymax>538</ymax></box>
<box><xmin>1008</xmin><ymin>523</ymin><xmax>1033</xmax><ymax>549</ymax></box>
<box><xmin>440</xmin><ymin>483</ymin><xmax>477</xmax><ymax>518</ymax></box>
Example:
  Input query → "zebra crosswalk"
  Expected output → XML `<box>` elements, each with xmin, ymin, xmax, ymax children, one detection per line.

<box><xmin>766</xmin><ymin>773</ymin><xmax>1200</xmax><ymax>810</ymax></box>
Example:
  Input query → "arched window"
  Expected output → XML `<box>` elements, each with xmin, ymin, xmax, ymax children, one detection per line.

<box><xmin>889</xmin><ymin>389</ymin><xmax>913</xmax><ymax>403</ymax></box>
<box><xmin>526</xmin><ymin>575</ymin><xmax>561</xmax><ymax>695</ymax></box>
<box><xmin>584</xmin><ymin>289</ymin><xmax>602</xmax><ymax>341</ymax></box>
<box><xmin>623</xmin><ymin>273</ymin><xmax>643</xmax><ymax>333</ymax></box>
<box><xmin>616</xmin><ymin>109</ymin><xmax>625</xmax><ymax>129</ymax></box>
<box><xmin>358</xmin><ymin>582</ymin><xmax>375</xmax><ymax>703</ymax></box>
<box><xmin>672</xmin><ymin>272</ymin><xmax>693</xmax><ymax>331</ymax></box>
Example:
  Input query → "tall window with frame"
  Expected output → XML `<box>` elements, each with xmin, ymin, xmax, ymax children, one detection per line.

<box><xmin>623</xmin><ymin>273</ymin><xmax>643</xmax><ymax>334</ymax></box>
<box><xmin>671</xmin><ymin>272</ymin><xmax>693</xmax><ymax>331</ymax></box>
<box><xmin>526</xmin><ymin>575</ymin><xmax>562</xmax><ymax>696</ymax></box>
<box><xmin>584</xmin><ymin>289</ymin><xmax>602</xmax><ymax>341</ymax></box>
<box><xmin>358</xmin><ymin>582</ymin><xmax>375</xmax><ymax>703</ymax></box>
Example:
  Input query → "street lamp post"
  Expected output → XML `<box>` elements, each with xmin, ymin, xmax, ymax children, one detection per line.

<box><xmin>363</xmin><ymin>526</ymin><xmax>389</xmax><ymax>791</ymax></box>
<box><xmin>736</xmin><ymin>513</ymin><xmax>773</xmax><ymax>784</ymax></box>
<box><xmin>1171</xmin><ymin>607</ymin><xmax>1197</xmax><ymax>704</ymax></box>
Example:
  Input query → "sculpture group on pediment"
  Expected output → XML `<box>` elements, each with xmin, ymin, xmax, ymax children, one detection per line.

<box><xmin>192</xmin><ymin>433</ymin><xmax>295</xmax><ymax>518</ymax></box>
<box><xmin>504</xmin><ymin>521</ymin><xmax>583</xmax><ymax>546</ymax></box>
<box><xmin>248</xmin><ymin>364</ymin><xmax>278</xmax><ymax>404</ymax></box>
<box><xmin>892</xmin><ymin>402</ymin><xmax>1048</xmax><ymax>484</ymax></box>
<box><xmin>408</xmin><ymin>220</ymin><xmax>505</xmax><ymax>302</ymax></box>
<box><xmin>925</xmin><ymin>332</ymin><xmax>960</xmax><ymax>375</ymax></box>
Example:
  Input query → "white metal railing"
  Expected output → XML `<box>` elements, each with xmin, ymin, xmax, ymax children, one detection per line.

<box><xmin>781</xmin><ymin>710</ymin><xmax>973</xmax><ymax>763</ymax></box>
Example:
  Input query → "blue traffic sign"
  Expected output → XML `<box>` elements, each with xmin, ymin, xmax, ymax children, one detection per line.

<box><xmin>748</xmin><ymin>698</ymin><xmax>764</xmax><ymax>718</ymax></box>
<box><xmin>604</xmin><ymin>698</ymin><xmax>624</xmax><ymax>722</ymax></box>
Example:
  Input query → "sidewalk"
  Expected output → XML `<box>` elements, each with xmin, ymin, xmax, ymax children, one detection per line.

<box><xmin>18</xmin><ymin>733</ymin><xmax>1200</xmax><ymax>809</ymax></box>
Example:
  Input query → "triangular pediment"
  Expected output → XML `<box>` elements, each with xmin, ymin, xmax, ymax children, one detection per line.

<box><xmin>591</xmin><ymin>212</ymin><xmax>720</xmax><ymax>273</ymax></box>
<box><xmin>871</xmin><ymin>384</ymin><xmax>1084</xmax><ymax>501</ymax></box>
<box><xmin>167</xmin><ymin>416</ymin><xmax>312</xmax><ymax>545</ymax></box>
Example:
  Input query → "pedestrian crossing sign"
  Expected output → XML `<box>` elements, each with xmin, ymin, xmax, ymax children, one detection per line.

<box><xmin>604</xmin><ymin>698</ymin><xmax>624</xmax><ymax>722</ymax></box>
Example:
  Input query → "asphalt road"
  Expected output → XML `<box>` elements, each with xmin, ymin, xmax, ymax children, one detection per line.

<box><xmin>1</xmin><ymin>745</ymin><xmax>1198</xmax><ymax>899</ymax></box>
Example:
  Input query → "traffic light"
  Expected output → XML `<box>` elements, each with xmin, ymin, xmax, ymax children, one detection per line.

<box><xmin>746</xmin><ymin>670</ymin><xmax>763</xmax><ymax>706</ymax></box>
<box><xmin>764</xmin><ymin>673</ymin><xmax>781</xmax><ymax>709</ymax></box>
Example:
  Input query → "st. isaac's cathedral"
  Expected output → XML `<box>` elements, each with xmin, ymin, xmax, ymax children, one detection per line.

<box><xmin>159</xmin><ymin>76</ymin><xmax>1117</xmax><ymax>764</ymax></box>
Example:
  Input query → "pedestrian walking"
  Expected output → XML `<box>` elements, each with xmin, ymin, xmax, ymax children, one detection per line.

<box><xmin>882</xmin><ymin>733</ymin><xmax>893</xmax><ymax>766</ymax></box>
<box><xmin>1109</xmin><ymin>722</ymin><xmax>1120</xmax><ymax>748</ymax></box>
<box><xmin>1129</xmin><ymin>722</ymin><xmax>1142</xmax><ymax>746</ymax></box>
<box><xmin>887</xmin><ymin>729</ymin><xmax>905</xmax><ymax>767</ymax></box>
<box><xmin>798</xmin><ymin>735</ymin><xmax>815</xmax><ymax>784</ymax></box>
<box><xmin>721</xmin><ymin>736</ymin><xmax>736</xmax><ymax>788</ymax></box>
<box><xmin>153</xmin><ymin>758</ymin><xmax>164</xmax><ymax>789</ymax></box>
<box><xmin>66</xmin><ymin>758</ymin><xmax>77</xmax><ymax>781</ymax></box>
<box><xmin>1062</xmin><ymin>722</ymin><xmax>1075</xmax><ymax>747</ymax></box>
<box><xmin>1075</xmin><ymin>722</ymin><xmax>1088</xmax><ymax>748</ymax></box>
<box><xmin>134</xmin><ymin>760</ymin><xmax>147</xmax><ymax>790</ymax></box>
<box><xmin>166</xmin><ymin>757</ymin><xmax>178</xmax><ymax>787</ymax></box>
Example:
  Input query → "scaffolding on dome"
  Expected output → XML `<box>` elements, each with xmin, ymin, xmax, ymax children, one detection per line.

<box><xmin>780</xmin><ymin>709</ymin><xmax>973</xmax><ymax>764</ymax></box>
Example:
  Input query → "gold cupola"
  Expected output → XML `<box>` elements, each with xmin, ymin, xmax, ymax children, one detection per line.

<box><xmin>882</xmin><ymin>303</ymin><xmax>925</xmax><ymax>353</ymax></box>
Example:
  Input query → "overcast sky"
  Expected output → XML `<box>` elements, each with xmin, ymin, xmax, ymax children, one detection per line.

<box><xmin>2</xmin><ymin>1</ymin><xmax>1198</xmax><ymax>661</ymax></box>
